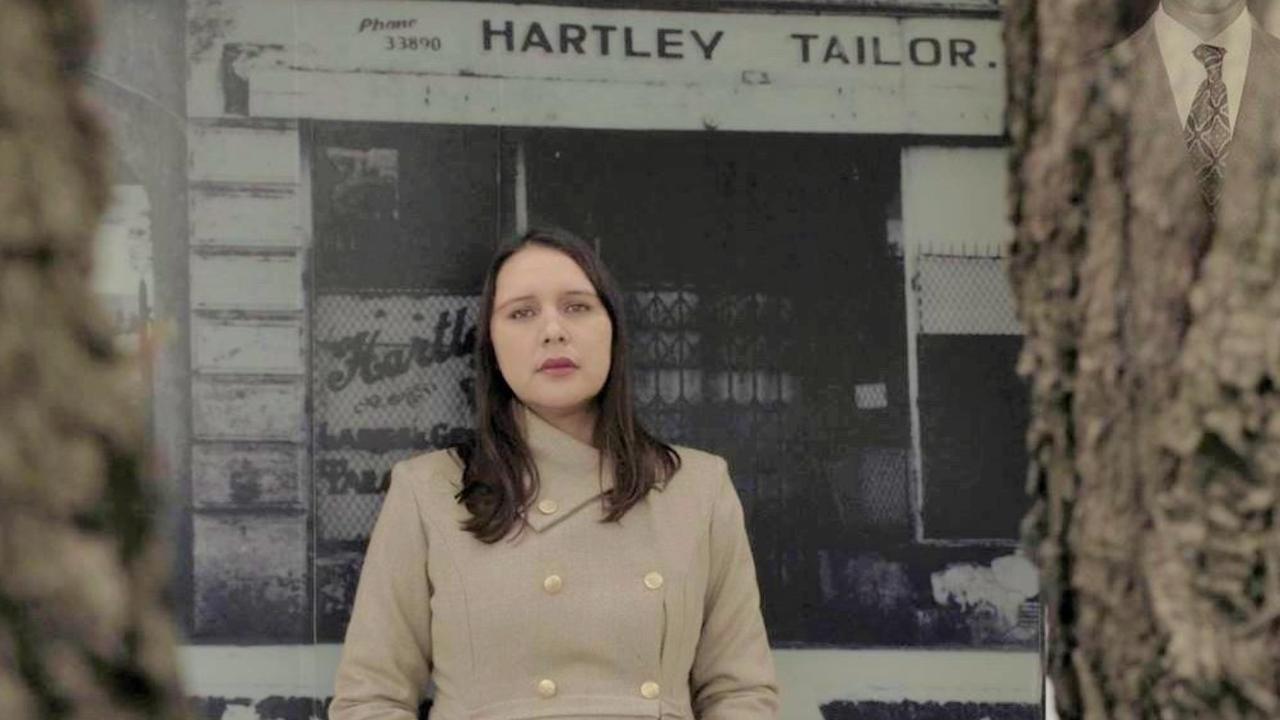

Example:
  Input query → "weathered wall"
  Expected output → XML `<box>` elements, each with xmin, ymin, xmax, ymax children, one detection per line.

<box><xmin>92</xmin><ymin>0</ymin><xmax>194</xmax><ymax>628</ymax></box>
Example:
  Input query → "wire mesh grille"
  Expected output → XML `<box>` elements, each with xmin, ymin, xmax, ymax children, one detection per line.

<box><xmin>312</xmin><ymin>292</ymin><xmax>477</xmax><ymax>635</ymax></box>
<box><xmin>913</xmin><ymin>250</ymin><xmax>1028</xmax><ymax>542</ymax></box>
<box><xmin>313</xmin><ymin>292</ymin><xmax>478</xmax><ymax>547</ymax></box>
<box><xmin>917</xmin><ymin>253</ymin><xmax>1020</xmax><ymax>336</ymax></box>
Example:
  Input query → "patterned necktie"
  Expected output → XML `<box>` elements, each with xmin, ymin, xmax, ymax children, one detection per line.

<box><xmin>1184</xmin><ymin>44</ymin><xmax>1230</xmax><ymax>210</ymax></box>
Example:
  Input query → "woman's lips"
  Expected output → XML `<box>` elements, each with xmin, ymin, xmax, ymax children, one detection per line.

<box><xmin>538</xmin><ymin>358</ymin><xmax>577</xmax><ymax>375</ymax></box>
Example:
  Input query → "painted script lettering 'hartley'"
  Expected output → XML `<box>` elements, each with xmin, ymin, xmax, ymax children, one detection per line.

<box><xmin>482</xmin><ymin>19</ymin><xmax>726</xmax><ymax>60</ymax></box>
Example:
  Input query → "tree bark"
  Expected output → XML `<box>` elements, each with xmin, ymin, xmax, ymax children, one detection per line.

<box><xmin>1007</xmin><ymin>1</ymin><xmax>1280</xmax><ymax>718</ymax></box>
<box><xmin>0</xmin><ymin>1</ymin><xmax>189</xmax><ymax>718</ymax></box>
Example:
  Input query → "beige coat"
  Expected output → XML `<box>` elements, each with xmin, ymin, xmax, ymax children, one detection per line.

<box><xmin>329</xmin><ymin>404</ymin><xmax>779</xmax><ymax>719</ymax></box>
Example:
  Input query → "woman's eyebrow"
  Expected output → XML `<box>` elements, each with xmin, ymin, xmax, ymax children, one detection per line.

<box><xmin>494</xmin><ymin>294</ymin><xmax>534</xmax><ymax>311</ymax></box>
<box><xmin>496</xmin><ymin>289</ymin><xmax>598</xmax><ymax>310</ymax></box>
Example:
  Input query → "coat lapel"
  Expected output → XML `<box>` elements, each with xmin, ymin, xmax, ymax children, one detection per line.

<box><xmin>1218</xmin><ymin>25</ymin><xmax>1280</xmax><ymax>232</ymax></box>
<box><xmin>1225</xmin><ymin>25</ymin><xmax>1276</xmax><ymax>164</ymax></box>
<box><xmin>1130</xmin><ymin>23</ymin><xmax>1189</xmax><ymax>148</ymax></box>
<box><xmin>517</xmin><ymin>402</ymin><xmax>614</xmax><ymax>533</ymax></box>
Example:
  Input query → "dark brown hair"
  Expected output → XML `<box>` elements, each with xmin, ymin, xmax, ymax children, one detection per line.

<box><xmin>453</xmin><ymin>226</ymin><xmax>680</xmax><ymax>542</ymax></box>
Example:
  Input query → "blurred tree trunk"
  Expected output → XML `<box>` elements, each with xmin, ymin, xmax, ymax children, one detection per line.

<box><xmin>1007</xmin><ymin>1</ymin><xmax>1280</xmax><ymax>718</ymax></box>
<box><xmin>0</xmin><ymin>1</ymin><xmax>188</xmax><ymax>718</ymax></box>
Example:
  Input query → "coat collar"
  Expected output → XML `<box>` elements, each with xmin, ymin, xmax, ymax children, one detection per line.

<box><xmin>515</xmin><ymin>402</ymin><xmax>613</xmax><ymax>533</ymax></box>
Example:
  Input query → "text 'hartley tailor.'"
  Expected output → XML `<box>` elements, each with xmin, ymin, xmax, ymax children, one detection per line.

<box><xmin>482</xmin><ymin>19</ymin><xmax>727</xmax><ymax>60</ymax></box>
<box><xmin>476</xmin><ymin>19</ymin><xmax>992</xmax><ymax>69</ymax></box>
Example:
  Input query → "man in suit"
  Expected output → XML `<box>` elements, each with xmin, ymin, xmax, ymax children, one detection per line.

<box><xmin>1084</xmin><ymin>0</ymin><xmax>1280</xmax><ymax>358</ymax></box>
<box><xmin>1119</xmin><ymin>0</ymin><xmax>1280</xmax><ymax>233</ymax></box>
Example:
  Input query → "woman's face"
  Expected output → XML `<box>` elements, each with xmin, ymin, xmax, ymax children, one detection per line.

<box><xmin>490</xmin><ymin>244</ymin><xmax>613</xmax><ymax>421</ymax></box>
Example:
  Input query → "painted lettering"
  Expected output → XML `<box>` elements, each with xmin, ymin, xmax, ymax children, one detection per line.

<box><xmin>352</xmin><ymin>381</ymin><xmax>438</xmax><ymax>416</ymax></box>
<box><xmin>481</xmin><ymin>21</ymin><xmax>724</xmax><ymax>61</ymax></box>
<box><xmin>357</xmin><ymin>18</ymin><xmax>418</xmax><ymax>33</ymax></box>
<box><xmin>823</xmin><ymin>36</ymin><xmax>850</xmax><ymax>64</ymax></box>
<box><xmin>872</xmin><ymin>37</ymin><xmax>901</xmax><ymax>66</ymax></box>
<box><xmin>592</xmin><ymin>24</ymin><xmax>618</xmax><ymax>55</ymax></box>
<box><xmin>318</xmin><ymin>457</ymin><xmax>388</xmax><ymax>495</ymax></box>
<box><xmin>559</xmin><ymin>23</ymin><xmax>588</xmax><ymax>54</ymax></box>
<box><xmin>790</xmin><ymin>33</ymin><xmax>818</xmax><ymax>63</ymax></box>
<box><xmin>521</xmin><ymin>22</ymin><xmax>554</xmax><ymax>53</ymax></box>
<box><xmin>482</xmin><ymin>19</ymin><xmax>513</xmax><ymax>52</ymax></box>
<box><xmin>690</xmin><ymin>29</ymin><xmax>724</xmax><ymax>61</ymax></box>
<box><xmin>793</xmin><ymin>34</ymin><xmax>983</xmax><ymax>68</ymax></box>
<box><xmin>909</xmin><ymin>37</ymin><xmax>942</xmax><ymax>66</ymax></box>
<box><xmin>317</xmin><ymin>422</ymin><xmax>474</xmax><ymax>457</ymax></box>
<box><xmin>322</xmin><ymin>307</ymin><xmax>476</xmax><ymax>392</ymax></box>
<box><xmin>656</xmin><ymin>28</ymin><xmax>684</xmax><ymax>59</ymax></box>
<box><xmin>623</xmin><ymin>27</ymin><xmax>652</xmax><ymax>58</ymax></box>
<box><xmin>950</xmin><ymin>38</ymin><xmax>977</xmax><ymax>67</ymax></box>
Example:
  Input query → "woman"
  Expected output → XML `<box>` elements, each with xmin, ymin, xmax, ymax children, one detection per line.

<box><xmin>330</xmin><ymin>227</ymin><xmax>778</xmax><ymax>719</ymax></box>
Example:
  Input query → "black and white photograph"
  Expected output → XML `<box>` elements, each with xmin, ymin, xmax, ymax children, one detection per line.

<box><xmin>86</xmin><ymin>0</ymin><xmax>1045</xmax><ymax>717</ymax></box>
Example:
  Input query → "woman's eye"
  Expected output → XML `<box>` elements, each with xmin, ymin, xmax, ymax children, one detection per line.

<box><xmin>566</xmin><ymin>302</ymin><xmax>592</xmax><ymax>313</ymax></box>
<box><xmin>509</xmin><ymin>307</ymin><xmax>534</xmax><ymax>320</ymax></box>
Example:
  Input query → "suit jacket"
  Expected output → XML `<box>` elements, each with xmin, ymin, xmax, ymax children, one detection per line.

<box><xmin>1117</xmin><ymin>17</ymin><xmax>1280</xmax><ymax>251</ymax></box>
<box><xmin>329</xmin><ymin>403</ymin><xmax>779</xmax><ymax>720</ymax></box>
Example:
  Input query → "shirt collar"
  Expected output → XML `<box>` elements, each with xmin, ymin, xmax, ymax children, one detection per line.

<box><xmin>515</xmin><ymin>401</ymin><xmax>613</xmax><ymax>532</ymax></box>
<box><xmin>1155</xmin><ymin>2</ymin><xmax>1253</xmax><ymax>68</ymax></box>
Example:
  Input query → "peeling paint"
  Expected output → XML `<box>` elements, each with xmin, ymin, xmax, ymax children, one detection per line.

<box><xmin>192</xmin><ymin>375</ymin><xmax>305</xmax><ymax>441</ymax></box>
<box><xmin>188</xmin><ymin>0</ymin><xmax>234</xmax><ymax>61</ymax></box>
<box><xmin>193</xmin><ymin>513</ymin><xmax>309</xmax><ymax>639</ymax></box>
<box><xmin>221</xmin><ymin>43</ymin><xmax>287</xmax><ymax>115</ymax></box>
<box><xmin>195</xmin><ymin>574</ymin><xmax>308</xmax><ymax>640</ymax></box>
<box><xmin>189</xmin><ymin>695</ymin><xmax>431</xmax><ymax>720</ymax></box>
<box><xmin>821</xmin><ymin>700</ymin><xmax>1039</xmax><ymax>720</ymax></box>
<box><xmin>252</xmin><ymin>696</ymin><xmax>317</xmax><ymax>720</ymax></box>
<box><xmin>194</xmin><ymin>183</ymin><xmax>295</xmax><ymax>200</ymax></box>
<box><xmin>193</xmin><ymin>315</ymin><xmax>304</xmax><ymax>374</ymax></box>
<box><xmin>192</xmin><ymin>246</ymin><xmax>299</xmax><ymax>259</ymax></box>
<box><xmin>930</xmin><ymin>554</ymin><xmax>1038</xmax><ymax>628</ymax></box>
<box><xmin>190</xmin><ymin>696</ymin><xmax>253</xmax><ymax>720</ymax></box>
<box><xmin>194</xmin><ymin>308</ymin><xmax>305</xmax><ymax>322</ymax></box>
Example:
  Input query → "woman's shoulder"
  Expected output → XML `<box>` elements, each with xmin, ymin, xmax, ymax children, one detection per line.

<box><xmin>669</xmin><ymin>443</ymin><xmax>726</xmax><ymax>473</ymax></box>
<box><xmin>663</xmin><ymin>443</ymin><xmax>733</xmax><ymax>500</ymax></box>
<box><xmin>392</xmin><ymin>446</ymin><xmax>466</xmax><ymax>503</ymax></box>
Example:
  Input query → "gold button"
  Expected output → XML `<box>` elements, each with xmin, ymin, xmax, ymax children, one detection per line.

<box><xmin>643</xmin><ymin>571</ymin><xmax>664</xmax><ymax>590</ymax></box>
<box><xmin>640</xmin><ymin>681</ymin><xmax>661</xmax><ymax>699</ymax></box>
<box><xmin>543</xmin><ymin>574</ymin><xmax>563</xmax><ymax>594</ymax></box>
<box><xmin>537</xmin><ymin>499</ymin><xmax>559</xmax><ymax>515</ymax></box>
<box><xmin>537</xmin><ymin>678</ymin><xmax>557</xmax><ymax>698</ymax></box>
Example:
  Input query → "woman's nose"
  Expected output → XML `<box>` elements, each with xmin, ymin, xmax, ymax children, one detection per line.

<box><xmin>541</xmin><ymin>316</ymin><xmax>567</xmax><ymax>345</ymax></box>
